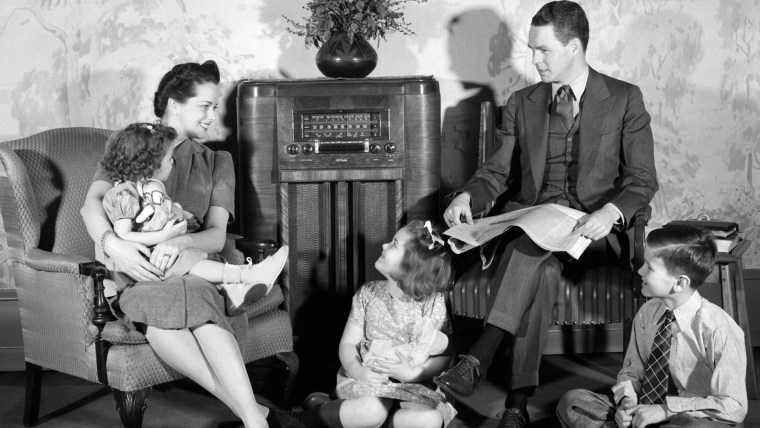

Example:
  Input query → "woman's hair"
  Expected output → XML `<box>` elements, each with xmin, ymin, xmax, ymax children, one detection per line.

<box><xmin>646</xmin><ymin>226</ymin><xmax>717</xmax><ymax>288</ymax></box>
<box><xmin>531</xmin><ymin>0</ymin><xmax>589</xmax><ymax>51</ymax></box>
<box><xmin>100</xmin><ymin>123</ymin><xmax>177</xmax><ymax>183</ymax></box>
<box><xmin>390</xmin><ymin>220</ymin><xmax>454</xmax><ymax>301</ymax></box>
<box><xmin>153</xmin><ymin>60</ymin><xmax>220</xmax><ymax>118</ymax></box>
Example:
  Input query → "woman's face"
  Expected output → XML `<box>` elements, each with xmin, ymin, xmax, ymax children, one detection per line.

<box><xmin>169</xmin><ymin>82</ymin><xmax>221</xmax><ymax>142</ymax></box>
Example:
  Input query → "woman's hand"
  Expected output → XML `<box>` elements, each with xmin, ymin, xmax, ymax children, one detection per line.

<box><xmin>150</xmin><ymin>235</ymin><xmax>188</xmax><ymax>272</ymax></box>
<box><xmin>105</xmin><ymin>235</ymin><xmax>162</xmax><ymax>281</ymax></box>
<box><xmin>373</xmin><ymin>351</ymin><xmax>424</xmax><ymax>383</ymax></box>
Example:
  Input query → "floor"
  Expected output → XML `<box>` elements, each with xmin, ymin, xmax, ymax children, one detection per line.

<box><xmin>1</xmin><ymin>351</ymin><xmax>758</xmax><ymax>427</ymax></box>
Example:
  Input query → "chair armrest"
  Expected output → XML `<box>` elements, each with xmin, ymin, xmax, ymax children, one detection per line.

<box><xmin>236</xmin><ymin>238</ymin><xmax>278</xmax><ymax>263</ymax></box>
<box><xmin>24</xmin><ymin>247</ymin><xmax>90</xmax><ymax>274</ymax></box>
<box><xmin>78</xmin><ymin>260</ymin><xmax>116</xmax><ymax>384</ymax></box>
<box><xmin>631</xmin><ymin>205</ymin><xmax>652</xmax><ymax>270</ymax></box>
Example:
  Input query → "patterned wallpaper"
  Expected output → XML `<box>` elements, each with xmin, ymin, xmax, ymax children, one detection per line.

<box><xmin>1</xmin><ymin>0</ymin><xmax>759</xmax><ymax>284</ymax></box>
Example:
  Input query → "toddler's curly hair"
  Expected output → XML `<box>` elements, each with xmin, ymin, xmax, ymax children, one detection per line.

<box><xmin>100</xmin><ymin>123</ymin><xmax>177</xmax><ymax>183</ymax></box>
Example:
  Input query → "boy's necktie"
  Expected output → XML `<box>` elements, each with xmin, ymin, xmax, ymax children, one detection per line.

<box><xmin>555</xmin><ymin>85</ymin><xmax>574</xmax><ymax>129</ymax></box>
<box><xmin>639</xmin><ymin>309</ymin><xmax>675</xmax><ymax>405</ymax></box>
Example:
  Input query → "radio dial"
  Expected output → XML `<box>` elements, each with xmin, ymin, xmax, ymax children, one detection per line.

<box><xmin>384</xmin><ymin>143</ymin><xmax>396</xmax><ymax>153</ymax></box>
<box><xmin>286</xmin><ymin>144</ymin><xmax>300</xmax><ymax>155</ymax></box>
<box><xmin>302</xmin><ymin>144</ymin><xmax>314</xmax><ymax>154</ymax></box>
<box><xmin>369</xmin><ymin>143</ymin><xmax>381</xmax><ymax>154</ymax></box>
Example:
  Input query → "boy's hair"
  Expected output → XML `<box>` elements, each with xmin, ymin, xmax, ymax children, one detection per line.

<box><xmin>153</xmin><ymin>60</ymin><xmax>220</xmax><ymax>118</ymax></box>
<box><xmin>647</xmin><ymin>226</ymin><xmax>717</xmax><ymax>288</ymax></box>
<box><xmin>390</xmin><ymin>220</ymin><xmax>453</xmax><ymax>301</ymax></box>
<box><xmin>531</xmin><ymin>0</ymin><xmax>589</xmax><ymax>52</ymax></box>
<box><xmin>100</xmin><ymin>123</ymin><xmax>177</xmax><ymax>183</ymax></box>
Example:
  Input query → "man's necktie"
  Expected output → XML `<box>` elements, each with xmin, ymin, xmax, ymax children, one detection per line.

<box><xmin>555</xmin><ymin>85</ymin><xmax>574</xmax><ymax>129</ymax></box>
<box><xmin>639</xmin><ymin>309</ymin><xmax>675</xmax><ymax>405</ymax></box>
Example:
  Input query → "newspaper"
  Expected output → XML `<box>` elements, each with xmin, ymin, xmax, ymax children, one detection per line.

<box><xmin>443</xmin><ymin>203</ymin><xmax>593</xmax><ymax>259</ymax></box>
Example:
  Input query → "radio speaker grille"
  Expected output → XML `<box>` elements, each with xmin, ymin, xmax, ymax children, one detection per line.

<box><xmin>280</xmin><ymin>181</ymin><xmax>402</xmax><ymax>336</ymax></box>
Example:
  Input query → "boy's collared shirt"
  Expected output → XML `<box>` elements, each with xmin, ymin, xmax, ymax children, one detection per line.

<box><xmin>613</xmin><ymin>291</ymin><xmax>747</xmax><ymax>424</ymax></box>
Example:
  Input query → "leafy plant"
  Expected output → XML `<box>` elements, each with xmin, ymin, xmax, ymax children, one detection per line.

<box><xmin>284</xmin><ymin>0</ymin><xmax>427</xmax><ymax>47</ymax></box>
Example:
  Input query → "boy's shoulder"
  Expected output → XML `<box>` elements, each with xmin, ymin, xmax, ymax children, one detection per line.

<box><xmin>693</xmin><ymin>297</ymin><xmax>743</xmax><ymax>333</ymax></box>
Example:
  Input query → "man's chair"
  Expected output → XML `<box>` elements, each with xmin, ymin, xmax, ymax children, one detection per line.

<box><xmin>0</xmin><ymin>128</ymin><xmax>298</xmax><ymax>427</ymax></box>
<box><xmin>449</xmin><ymin>102</ymin><xmax>650</xmax><ymax>354</ymax></box>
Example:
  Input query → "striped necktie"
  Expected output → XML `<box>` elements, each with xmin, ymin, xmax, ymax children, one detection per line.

<box><xmin>639</xmin><ymin>309</ymin><xmax>675</xmax><ymax>404</ymax></box>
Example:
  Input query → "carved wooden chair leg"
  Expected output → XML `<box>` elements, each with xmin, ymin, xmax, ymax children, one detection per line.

<box><xmin>112</xmin><ymin>387</ymin><xmax>152</xmax><ymax>428</ymax></box>
<box><xmin>23</xmin><ymin>362</ymin><xmax>42</xmax><ymax>427</ymax></box>
<box><xmin>276</xmin><ymin>351</ymin><xmax>299</xmax><ymax>405</ymax></box>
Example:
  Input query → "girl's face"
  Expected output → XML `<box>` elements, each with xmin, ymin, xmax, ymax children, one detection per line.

<box><xmin>152</xmin><ymin>145</ymin><xmax>175</xmax><ymax>182</ymax></box>
<box><xmin>168</xmin><ymin>81</ymin><xmax>221</xmax><ymax>142</ymax></box>
<box><xmin>375</xmin><ymin>226</ymin><xmax>413</xmax><ymax>280</ymax></box>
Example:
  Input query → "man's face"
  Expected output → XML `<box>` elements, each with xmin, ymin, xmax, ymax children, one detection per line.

<box><xmin>528</xmin><ymin>24</ymin><xmax>577</xmax><ymax>84</ymax></box>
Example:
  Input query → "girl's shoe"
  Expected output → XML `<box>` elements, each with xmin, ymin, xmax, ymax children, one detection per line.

<box><xmin>220</xmin><ymin>281</ymin><xmax>268</xmax><ymax>317</ymax></box>
<box><xmin>240</xmin><ymin>245</ymin><xmax>289</xmax><ymax>287</ymax></box>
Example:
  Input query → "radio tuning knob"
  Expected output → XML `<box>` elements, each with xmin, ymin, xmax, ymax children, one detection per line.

<box><xmin>302</xmin><ymin>144</ymin><xmax>314</xmax><ymax>154</ymax></box>
<box><xmin>369</xmin><ymin>143</ymin><xmax>381</xmax><ymax>154</ymax></box>
<box><xmin>286</xmin><ymin>144</ymin><xmax>300</xmax><ymax>155</ymax></box>
<box><xmin>384</xmin><ymin>143</ymin><xmax>396</xmax><ymax>153</ymax></box>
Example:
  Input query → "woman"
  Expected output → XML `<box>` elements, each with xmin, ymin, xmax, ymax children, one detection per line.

<box><xmin>81</xmin><ymin>60</ymin><xmax>269</xmax><ymax>427</ymax></box>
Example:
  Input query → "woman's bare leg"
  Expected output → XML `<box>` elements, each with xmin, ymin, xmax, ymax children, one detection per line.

<box><xmin>192</xmin><ymin>324</ymin><xmax>268</xmax><ymax>426</ymax></box>
<box><xmin>145</xmin><ymin>326</ymin><xmax>267</xmax><ymax>427</ymax></box>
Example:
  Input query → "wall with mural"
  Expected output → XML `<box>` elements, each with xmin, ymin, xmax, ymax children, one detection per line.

<box><xmin>1</xmin><ymin>0</ymin><xmax>759</xmax><ymax>285</ymax></box>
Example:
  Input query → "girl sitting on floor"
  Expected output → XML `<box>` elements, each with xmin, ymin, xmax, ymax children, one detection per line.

<box><xmin>300</xmin><ymin>220</ymin><xmax>456</xmax><ymax>428</ymax></box>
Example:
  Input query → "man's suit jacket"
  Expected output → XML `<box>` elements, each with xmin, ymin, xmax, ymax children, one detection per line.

<box><xmin>460</xmin><ymin>67</ymin><xmax>658</xmax><ymax>259</ymax></box>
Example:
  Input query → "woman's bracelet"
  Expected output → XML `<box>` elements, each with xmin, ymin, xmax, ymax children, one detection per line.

<box><xmin>100</xmin><ymin>230</ymin><xmax>115</xmax><ymax>258</ymax></box>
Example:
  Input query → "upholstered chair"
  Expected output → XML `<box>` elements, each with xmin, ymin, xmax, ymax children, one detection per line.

<box><xmin>0</xmin><ymin>127</ymin><xmax>297</xmax><ymax>428</ymax></box>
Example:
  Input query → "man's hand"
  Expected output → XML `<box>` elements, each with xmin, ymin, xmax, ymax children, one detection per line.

<box><xmin>444</xmin><ymin>192</ymin><xmax>474</xmax><ymax>227</ymax></box>
<box><xmin>573</xmin><ymin>204</ymin><xmax>620</xmax><ymax>241</ymax></box>
<box><xmin>614</xmin><ymin>397</ymin><xmax>636</xmax><ymax>428</ymax></box>
<box><xmin>105</xmin><ymin>236</ymin><xmax>162</xmax><ymax>281</ymax></box>
<box><xmin>629</xmin><ymin>404</ymin><xmax>670</xmax><ymax>428</ymax></box>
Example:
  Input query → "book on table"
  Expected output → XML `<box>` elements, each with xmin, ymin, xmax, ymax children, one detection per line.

<box><xmin>664</xmin><ymin>220</ymin><xmax>739</xmax><ymax>238</ymax></box>
<box><xmin>443</xmin><ymin>203</ymin><xmax>592</xmax><ymax>260</ymax></box>
<box><xmin>663</xmin><ymin>219</ymin><xmax>740</xmax><ymax>252</ymax></box>
<box><xmin>715</xmin><ymin>233</ymin><xmax>740</xmax><ymax>253</ymax></box>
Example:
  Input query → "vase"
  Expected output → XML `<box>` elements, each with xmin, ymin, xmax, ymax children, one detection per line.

<box><xmin>315</xmin><ymin>32</ymin><xmax>378</xmax><ymax>78</ymax></box>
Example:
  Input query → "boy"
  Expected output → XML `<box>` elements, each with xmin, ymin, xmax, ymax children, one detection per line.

<box><xmin>557</xmin><ymin>226</ymin><xmax>747</xmax><ymax>427</ymax></box>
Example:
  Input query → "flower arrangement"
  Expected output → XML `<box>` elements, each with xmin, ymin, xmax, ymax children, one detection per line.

<box><xmin>284</xmin><ymin>0</ymin><xmax>428</xmax><ymax>47</ymax></box>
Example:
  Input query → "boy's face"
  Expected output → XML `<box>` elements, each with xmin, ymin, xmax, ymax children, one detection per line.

<box><xmin>638</xmin><ymin>247</ymin><xmax>679</xmax><ymax>299</ymax></box>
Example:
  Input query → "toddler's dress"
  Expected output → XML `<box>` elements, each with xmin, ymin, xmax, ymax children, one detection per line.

<box><xmin>102</xmin><ymin>179</ymin><xmax>199</xmax><ymax>234</ymax></box>
<box><xmin>335</xmin><ymin>280</ymin><xmax>456</xmax><ymax>426</ymax></box>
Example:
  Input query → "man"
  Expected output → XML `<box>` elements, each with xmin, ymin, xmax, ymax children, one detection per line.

<box><xmin>435</xmin><ymin>2</ymin><xmax>658</xmax><ymax>427</ymax></box>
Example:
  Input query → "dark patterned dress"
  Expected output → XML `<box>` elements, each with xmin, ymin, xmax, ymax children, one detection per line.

<box><xmin>335</xmin><ymin>280</ymin><xmax>457</xmax><ymax>426</ymax></box>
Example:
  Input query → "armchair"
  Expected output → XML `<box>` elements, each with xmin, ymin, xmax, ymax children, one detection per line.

<box><xmin>449</xmin><ymin>102</ymin><xmax>649</xmax><ymax>355</ymax></box>
<box><xmin>0</xmin><ymin>127</ymin><xmax>297</xmax><ymax>427</ymax></box>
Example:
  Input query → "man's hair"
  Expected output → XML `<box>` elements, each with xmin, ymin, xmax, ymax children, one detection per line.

<box><xmin>646</xmin><ymin>226</ymin><xmax>717</xmax><ymax>288</ymax></box>
<box><xmin>531</xmin><ymin>1</ymin><xmax>589</xmax><ymax>51</ymax></box>
<box><xmin>390</xmin><ymin>220</ymin><xmax>453</xmax><ymax>300</ymax></box>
